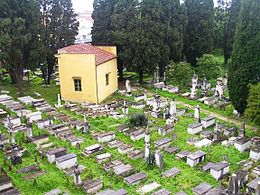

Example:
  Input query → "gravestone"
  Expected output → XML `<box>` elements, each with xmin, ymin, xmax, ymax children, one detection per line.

<box><xmin>10</xmin><ymin>131</ymin><xmax>15</xmax><ymax>144</ymax></box>
<box><xmin>26</xmin><ymin>123</ymin><xmax>33</xmax><ymax>139</ymax></box>
<box><xmin>238</xmin><ymin>122</ymin><xmax>246</xmax><ymax>138</ymax></box>
<box><xmin>227</xmin><ymin>173</ymin><xmax>239</xmax><ymax>194</ymax></box>
<box><xmin>169</xmin><ymin>97</ymin><xmax>177</xmax><ymax>119</ymax></box>
<box><xmin>74</xmin><ymin>168</ymin><xmax>82</xmax><ymax>185</ymax></box>
<box><xmin>155</xmin><ymin>150</ymin><xmax>164</xmax><ymax>170</ymax></box>
<box><xmin>194</xmin><ymin>105</ymin><xmax>201</xmax><ymax>122</ymax></box>
<box><xmin>215</xmin><ymin>78</ymin><xmax>224</xmax><ymax>99</ymax></box>
<box><xmin>55</xmin><ymin>94</ymin><xmax>62</xmax><ymax>108</ymax></box>
<box><xmin>190</xmin><ymin>73</ymin><xmax>198</xmax><ymax>99</ymax></box>
<box><xmin>125</xmin><ymin>79</ymin><xmax>131</xmax><ymax>95</ymax></box>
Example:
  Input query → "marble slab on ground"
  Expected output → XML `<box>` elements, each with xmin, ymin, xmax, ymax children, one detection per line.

<box><xmin>162</xmin><ymin>167</ymin><xmax>181</xmax><ymax>178</ymax></box>
<box><xmin>194</xmin><ymin>138</ymin><xmax>212</xmax><ymax>148</ymax></box>
<box><xmin>24</xmin><ymin>170</ymin><xmax>45</xmax><ymax>180</ymax></box>
<box><xmin>136</xmin><ymin>182</ymin><xmax>161</xmax><ymax>194</ymax></box>
<box><xmin>192</xmin><ymin>183</ymin><xmax>212</xmax><ymax>195</ymax></box>
<box><xmin>152</xmin><ymin>188</ymin><xmax>171</xmax><ymax>195</ymax></box>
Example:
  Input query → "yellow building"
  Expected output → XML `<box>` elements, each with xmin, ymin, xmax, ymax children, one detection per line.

<box><xmin>56</xmin><ymin>44</ymin><xmax>118</xmax><ymax>104</ymax></box>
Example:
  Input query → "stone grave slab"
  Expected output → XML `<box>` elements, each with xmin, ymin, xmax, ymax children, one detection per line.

<box><xmin>194</xmin><ymin>139</ymin><xmax>212</xmax><ymax>148</ymax></box>
<box><xmin>162</xmin><ymin>167</ymin><xmax>180</xmax><ymax>178</ymax></box>
<box><xmin>192</xmin><ymin>183</ymin><xmax>212</xmax><ymax>195</ymax></box>
<box><xmin>136</xmin><ymin>182</ymin><xmax>161</xmax><ymax>194</ymax></box>
<box><xmin>44</xmin><ymin>188</ymin><xmax>62</xmax><ymax>195</ymax></box>
<box><xmin>24</xmin><ymin>170</ymin><xmax>45</xmax><ymax>180</ymax></box>
<box><xmin>124</xmin><ymin>172</ymin><xmax>147</xmax><ymax>186</ymax></box>
<box><xmin>152</xmin><ymin>189</ymin><xmax>171</xmax><ymax>195</ymax></box>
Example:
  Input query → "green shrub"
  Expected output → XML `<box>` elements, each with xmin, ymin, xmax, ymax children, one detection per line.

<box><xmin>225</xmin><ymin>104</ymin><xmax>235</xmax><ymax>116</ymax></box>
<box><xmin>244</xmin><ymin>83</ymin><xmax>260</xmax><ymax>126</ymax></box>
<box><xmin>166</xmin><ymin>61</ymin><xmax>193</xmax><ymax>88</ymax></box>
<box><xmin>129</xmin><ymin>114</ymin><xmax>148</xmax><ymax>127</ymax></box>
<box><xmin>196</xmin><ymin>54</ymin><xmax>223</xmax><ymax>80</ymax></box>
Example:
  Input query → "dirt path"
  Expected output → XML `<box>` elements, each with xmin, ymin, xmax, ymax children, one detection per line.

<box><xmin>176</xmin><ymin>100</ymin><xmax>259</xmax><ymax>131</ymax></box>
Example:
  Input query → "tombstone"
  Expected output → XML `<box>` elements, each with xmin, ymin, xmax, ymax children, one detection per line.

<box><xmin>125</xmin><ymin>79</ymin><xmax>131</xmax><ymax>95</ymax></box>
<box><xmin>122</xmin><ymin>101</ymin><xmax>128</xmax><ymax>115</ymax></box>
<box><xmin>223</xmin><ymin>74</ymin><xmax>228</xmax><ymax>86</ymax></box>
<box><xmin>11</xmin><ymin>149</ymin><xmax>22</xmax><ymax>165</ymax></box>
<box><xmin>169</xmin><ymin>97</ymin><xmax>177</xmax><ymax>117</ymax></box>
<box><xmin>55</xmin><ymin>94</ymin><xmax>62</xmax><ymax>108</ymax></box>
<box><xmin>163</xmin><ymin>107</ymin><xmax>170</xmax><ymax>119</ymax></box>
<box><xmin>227</xmin><ymin>173</ymin><xmax>239</xmax><ymax>195</ymax></box>
<box><xmin>213</xmin><ymin>129</ymin><xmax>220</xmax><ymax>142</ymax></box>
<box><xmin>10</xmin><ymin>131</ymin><xmax>15</xmax><ymax>144</ymax></box>
<box><xmin>194</xmin><ymin>105</ymin><xmax>201</xmax><ymax>122</ymax></box>
<box><xmin>201</xmin><ymin>75</ymin><xmax>208</xmax><ymax>97</ymax></box>
<box><xmin>82</xmin><ymin>122</ymin><xmax>89</xmax><ymax>134</ymax></box>
<box><xmin>190</xmin><ymin>73</ymin><xmax>198</xmax><ymax>99</ymax></box>
<box><xmin>215</xmin><ymin>79</ymin><xmax>224</xmax><ymax>99</ymax></box>
<box><xmin>239</xmin><ymin>122</ymin><xmax>246</xmax><ymax>138</ymax></box>
<box><xmin>144</xmin><ymin>142</ymin><xmax>151</xmax><ymax>161</ymax></box>
<box><xmin>155</xmin><ymin>150</ymin><xmax>164</xmax><ymax>170</ymax></box>
<box><xmin>163</xmin><ymin>72</ymin><xmax>166</xmax><ymax>85</ymax></box>
<box><xmin>74</xmin><ymin>169</ymin><xmax>82</xmax><ymax>185</ymax></box>
<box><xmin>26</xmin><ymin>123</ymin><xmax>33</xmax><ymax>139</ymax></box>
<box><xmin>154</xmin><ymin>67</ymin><xmax>160</xmax><ymax>83</ymax></box>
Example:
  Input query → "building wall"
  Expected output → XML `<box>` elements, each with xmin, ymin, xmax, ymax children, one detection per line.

<box><xmin>96</xmin><ymin>58</ymin><xmax>118</xmax><ymax>103</ymax></box>
<box><xmin>58</xmin><ymin>54</ymin><xmax>97</xmax><ymax>103</ymax></box>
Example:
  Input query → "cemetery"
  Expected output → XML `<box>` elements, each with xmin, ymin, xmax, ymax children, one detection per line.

<box><xmin>0</xmin><ymin>75</ymin><xmax>259</xmax><ymax>195</ymax></box>
<box><xmin>0</xmin><ymin>0</ymin><xmax>259</xmax><ymax>193</ymax></box>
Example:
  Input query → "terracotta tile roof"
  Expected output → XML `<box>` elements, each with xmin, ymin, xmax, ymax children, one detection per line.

<box><xmin>58</xmin><ymin>44</ymin><xmax>116</xmax><ymax>65</ymax></box>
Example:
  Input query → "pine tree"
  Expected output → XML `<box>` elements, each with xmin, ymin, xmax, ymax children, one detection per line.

<box><xmin>228</xmin><ymin>0</ymin><xmax>260</xmax><ymax>114</ymax></box>
<box><xmin>223</xmin><ymin>0</ymin><xmax>240</xmax><ymax>63</ymax></box>
<box><xmin>0</xmin><ymin>0</ymin><xmax>43</xmax><ymax>95</ymax></box>
<box><xmin>184</xmin><ymin>0</ymin><xmax>214</xmax><ymax>66</ymax></box>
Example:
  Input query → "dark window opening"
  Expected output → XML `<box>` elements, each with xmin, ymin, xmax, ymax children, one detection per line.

<box><xmin>74</xmin><ymin>79</ymin><xmax>82</xmax><ymax>91</ymax></box>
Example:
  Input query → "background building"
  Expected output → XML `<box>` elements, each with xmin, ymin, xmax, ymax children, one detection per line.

<box><xmin>75</xmin><ymin>11</ymin><xmax>93</xmax><ymax>43</ymax></box>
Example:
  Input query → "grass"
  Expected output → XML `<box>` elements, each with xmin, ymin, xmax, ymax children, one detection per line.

<box><xmin>0</xmin><ymin>77</ymin><xmax>258</xmax><ymax>194</ymax></box>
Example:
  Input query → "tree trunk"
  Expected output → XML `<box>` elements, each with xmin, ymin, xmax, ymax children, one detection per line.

<box><xmin>118</xmin><ymin>62</ymin><xmax>124</xmax><ymax>81</ymax></box>
<box><xmin>15</xmin><ymin>70</ymin><xmax>23</xmax><ymax>96</ymax></box>
<box><xmin>138</xmin><ymin>69</ymin><xmax>144</xmax><ymax>85</ymax></box>
<box><xmin>47</xmin><ymin>56</ymin><xmax>55</xmax><ymax>85</ymax></box>
<box><xmin>159</xmin><ymin>64</ymin><xmax>165</xmax><ymax>81</ymax></box>
<box><xmin>9</xmin><ymin>69</ymin><xmax>17</xmax><ymax>84</ymax></box>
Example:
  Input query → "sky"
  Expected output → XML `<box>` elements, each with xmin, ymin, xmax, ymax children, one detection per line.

<box><xmin>72</xmin><ymin>0</ymin><xmax>94</xmax><ymax>13</ymax></box>
<box><xmin>72</xmin><ymin>0</ymin><xmax>221</xmax><ymax>13</ymax></box>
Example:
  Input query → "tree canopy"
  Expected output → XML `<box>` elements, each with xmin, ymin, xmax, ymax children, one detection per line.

<box><xmin>228</xmin><ymin>0</ymin><xmax>260</xmax><ymax>114</ymax></box>
<box><xmin>0</xmin><ymin>0</ymin><xmax>43</xmax><ymax>94</ymax></box>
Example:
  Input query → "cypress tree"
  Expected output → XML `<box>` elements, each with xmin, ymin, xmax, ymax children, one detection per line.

<box><xmin>184</xmin><ymin>0</ymin><xmax>214</xmax><ymax>66</ymax></box>
<box><xmin>91</xmin><ymin>0</ymin><xmax>116</xmax><ymax>45</ymax></box>
<box><xmin>223</xmin><ymin>0</ymin><xmax>240</xmax><ymax>64</ymax></box>
<box><xmin>228</xmin><ymin>0</ymin><xmax>260</xmax><ymax>114</ymax></box>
